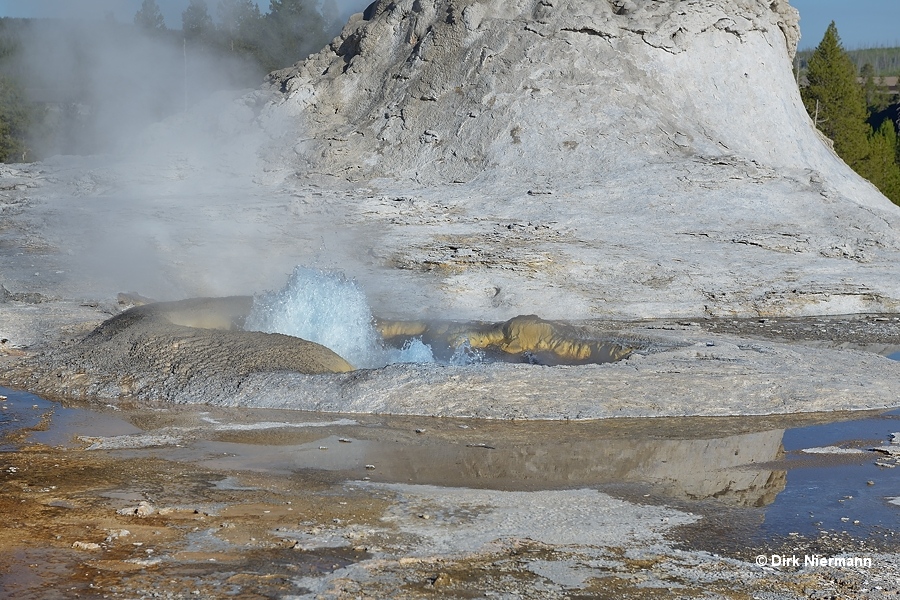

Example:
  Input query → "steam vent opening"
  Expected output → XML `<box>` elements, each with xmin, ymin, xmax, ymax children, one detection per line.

<box><xmin>243</xmin><ymin>267</ymin><xmax>632</xmax><ymax>370</ymax></box>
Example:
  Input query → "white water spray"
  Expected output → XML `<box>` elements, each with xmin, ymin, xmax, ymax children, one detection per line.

<box><xmin>244</xmin><ymin>267</ymin><xmax>435</xmax><ymax>369</ymax></box>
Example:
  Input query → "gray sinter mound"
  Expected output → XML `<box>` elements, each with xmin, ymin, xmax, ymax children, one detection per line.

<box><xmin>5</xmin><ymin>296</ymin><xmax>900</xmax><ymax>419</ymax></box>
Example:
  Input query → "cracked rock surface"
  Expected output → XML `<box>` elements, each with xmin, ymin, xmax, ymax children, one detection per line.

<box><xmin>248</xmin><ymin>0</ymin><xmax>900</xmax><ymax>321</ymax></box>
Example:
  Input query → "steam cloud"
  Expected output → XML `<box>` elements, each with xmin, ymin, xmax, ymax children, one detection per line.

<box><xmin>10</xmin><ymin>0</ymin><xmax>373</xmax><ymax>155</ymax></box>
<box><xmin>13</xmin><ymin>20</ymin><xmax>261</xmax><ymax>157</ymax></box>
<box><xmin>3</xmin><ymin>0</ymin><xmax>373</xmax><ymax>300</ymax></box>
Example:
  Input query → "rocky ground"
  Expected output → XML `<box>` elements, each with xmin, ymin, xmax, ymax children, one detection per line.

<box><xmin>2</xmin><ymin>392</ymin><xmax>899</xmax><ymax>599</ymax></box>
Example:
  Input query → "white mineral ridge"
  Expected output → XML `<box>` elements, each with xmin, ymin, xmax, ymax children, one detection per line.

<box><xmin>181</xmin><ymin>331</ymin><xmax>900</xmax><ymax>418</ymax></box>
<box><xmin>800</xmin><ymin>446</ymin><xmax>866</xmax><ymax>455</ymax></box>
<box><xmin>250</xmin><ymin>0</ymin><xmax>900</xmax><ymax>320</ymax></box>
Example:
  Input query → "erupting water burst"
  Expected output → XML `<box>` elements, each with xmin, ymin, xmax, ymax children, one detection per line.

<box><xmin>244</xmin><ymin>267</ymin><xmax>437</xmax><ymax>369</ymax></box>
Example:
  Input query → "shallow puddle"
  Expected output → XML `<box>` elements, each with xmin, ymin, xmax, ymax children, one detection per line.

<box><xmin>1</xmin><ymin>390</ymin><xmax>143</xmax><ymax>452</ymax></box>
<box><xmin>2</xmin><ymin>384</ymin><xmax>898</xmax><ymax>554</ymax></box>
<box><xmin>757</xmin><ymin>410</ymin><xmax>900</xmax><ymax>538</ymax></box>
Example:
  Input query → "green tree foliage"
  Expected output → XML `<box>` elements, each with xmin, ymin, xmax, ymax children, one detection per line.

<box><xmin>801</xmin><ymin>22</ymin><xmax>900</xmax><ymax>205</ymax></box>
<box><xmin>847</xmin><ymin>46</ymin><xmax>900</xmax><ymax>77</ymax></box>
<box><xmin>0</xmin><ymin>74</ymin><xmax>32</xmax><ymax>162</ymax></box>
<box><xmin>261</xmin><ymin>0</ymin><xmax>329</xmax><ymax>70</ymax></box>
<box><xmin>0</xmin><ymin>23</ymin><xmax>33</xmax><ymax>162</ymax></box>
<box><xmin>217</xmin><ymin>0</ymin><xmax>264</xmax><ymax>58</ymax></box>
<box><xmin>183</xmin><ymin>0</ymin><xmax>214</xmax><ymax>41</ymax></box>
<box><xmin>895</xmin><ymin>120</ymin><xmax>900</xmax><ymax>165</ymax></box>
<box><xmin>858</xmin><ymin>120</ymin><xmax>900</xmax><ymax>202</ymax></box>
<box><xmin>213</xmin><ymin>0</ymin><xmax>336</xmax><ymax>71</ymax></box>
<box><xmin>134</xmin><ymin>0</ymin><xmax>167</xmax><ymax>33</ymax></box>
<box><xmin>860</xmin><ymin>63</ymin><xmax>885</xmax><ymax>113</ymax></box>
<box><xmin>797</xmin><ymin>46</ymin><xmax>900</xmax><ymax>79</ymax></box>
<box><xmin>801</xmin><ymin>22</ymin><xmax>871</xmax><ymax>169</ymax></box>
<box><xmin>218</xmin><ymin>0</ymin><xmax>261</xmax><ymax>38</ymax></box>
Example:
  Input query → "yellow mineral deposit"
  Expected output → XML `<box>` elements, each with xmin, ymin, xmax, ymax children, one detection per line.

<box><xmin>377</xmin><ymin>315</ymin><xmax>631</xmax><ymax>364</ymax></box>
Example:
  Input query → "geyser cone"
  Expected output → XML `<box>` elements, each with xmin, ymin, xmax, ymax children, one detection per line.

<box><xmin>256</xmin><ymin>0</ymin><xmax>900</xmax><ymax>320</ymax></box>
<box><xmin>269</xmin><ymin>0</ymin><xmax>851</xmax><ymax>192</ymax></box>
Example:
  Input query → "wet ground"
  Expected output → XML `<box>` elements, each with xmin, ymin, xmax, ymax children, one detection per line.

<box><xmin>1</xmin><ymin>383</ymin><xmax>898</xmax><ymax>598</ymax></box>
<box><xmin>692</xmin><ymin>313</ymin><xmax>900</xmax><ymax>354</ymax></box>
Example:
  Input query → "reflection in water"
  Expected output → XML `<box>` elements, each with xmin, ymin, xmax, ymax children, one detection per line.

<box><xmin>0</xmin><ymin>386</ymin><xmax>795</xmax><ymax>508</ymax></box>
<box><xmin>758</xmin><ymin>408</ymin><xmax>900</xmax><ymax>538</ymax></box>
<box><xmin>194</xmin><ymin>427</ymin><xmax>787</xmax><ymax>507</ymax></box>
<box><xmin>11</xmin><ymin>385</ymin><xmax>899</xmax><ymax>525</ymax></box>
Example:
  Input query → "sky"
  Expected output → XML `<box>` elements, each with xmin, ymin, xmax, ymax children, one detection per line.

<box><xmin>0</xmin><ymin>0</ymin><xmax>898</xmax><ymax>50</ymax></box>
<box><xmin>791</xmin><ymin>0</ymin><xmax>900</xmax><ymax>50</ymax></box>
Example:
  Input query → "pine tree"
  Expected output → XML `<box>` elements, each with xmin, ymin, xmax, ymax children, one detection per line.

<box><xmin>861</xmin><ymin>63</ymin><xmax>878</xmax><ymax>110</ymax></box>
<box><xmin>0</xmin><ymin>75</ymin><xmax>33</xmax><ymax>162</ymax></box>
<box><xmin>217</xmin><ymin>0</ymin><xmax>263</xmax><ymax>57</ymax></box>
<box><xmin>218</xmin><ymin>0</ymin><xmax>261</xmax><ymax>37</ymax></box>
<box><xmin>801</xmin><ymin>22</ymin><xmax>871</xmax><ymax>170</ymax></box>
<box><xmin>860</xmin><ymin>120</ymin><xmax>900</xmax><ymax>203</ymax></box>
<box><xmin>896</xmin><ymin>117</ymin><xmax>900</xmax><ymax>166</ymax></box>
<box><xmin>264</xmin><ymin>0</ymin><xmax>328</xmax><ymax>69</ymax></box>
<box><xmin>134</xmin><ymin>0</ymin><xmax>167</xmax><ymax>33</ymax></box>
<box><xmin>183</xmin><ymin>0</ymin><xmax>214</xmax><ymax>40</ymax></box>
<box><xmin>897</xmin><ymin>136</ymin><xmax>900</xmax><ymax>168</ymax></box>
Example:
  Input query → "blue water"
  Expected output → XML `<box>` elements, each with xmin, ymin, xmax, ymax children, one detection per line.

<box><xmin>244</xmin><ymin>266</ymin><xmax>437</xmax><ymax>369</ymax></box>
<box><xmin>1</xmin><ymin>386</ymin><xmax>142</xmax><ymax>451</ymax></box>
<box><xmin>3</xmin><ymin>373</ymin><xmax>898</xmax><ymax>548</ymax></box>
<box><xmin>759</xmin><ymin>408</ymin><xmax>900</xmax><ymax>539</ymax></box>
<box><xmin>0</xmin><ymin>387</ymin><xmax>58</xmax><ymax>452</ymax></box>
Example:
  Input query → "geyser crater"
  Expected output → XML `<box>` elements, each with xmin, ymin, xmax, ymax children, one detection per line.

<box><xmin>244</xmin><ymin>266</ymin><xmax>442</xmax><ymax>368</ymax></box>
<box><xmin>244</xmin><ymin>266</ymin><xmax>632</xmax><ymax>370</ymax></box>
